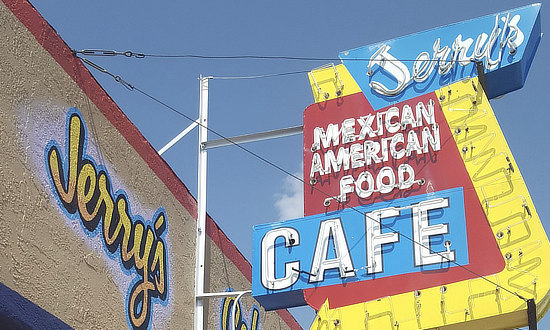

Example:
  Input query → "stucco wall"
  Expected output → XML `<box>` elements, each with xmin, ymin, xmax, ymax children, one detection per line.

<box><xmin>0</xmin><ymin>1</ymin><xmax>299</xmax><ymax>329</ymax></box>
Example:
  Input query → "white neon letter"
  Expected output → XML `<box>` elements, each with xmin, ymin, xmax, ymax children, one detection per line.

<box><xmin>398</xmin><ymin>164</ymin><xmax>415</xmax><ymax>190</ymax></box>
<box><xmin>376</xmin><ymin>166</ymin><xmax>396</xmax><ymax>194</ymax></box>
<box><xmin>314</xmin><ymin>124</ymin><xmax>340</xmax><ymax>149</ymax></box>
<box><xmin>365</xmin><ymin>208</ymin><xmax>400</xmax><ymax>274</ymax></box>
<box><xmin>261</xmin><ymin>227</ymin><xmax>300</xmax><ymax>290</ymax></box>
<box><xmin>341</xmin><ymin>118</ymin><xmax>356</xmax><ymax>144</ymax></box>
<box><xmin>385</xmin><ymin>107</ymin><xmax>401</xmax><ymax>134</ymax></box>
<box><xmin>412</xmin><ymin>198</ymin><xmax>455</xmax><ymax>266</ymax></box>
<box><xmin>338</xmin><ymin>175</ymin><xmax>355</xmax><ymax>202</ymax></box>
<box><xmin>355</xmin><ymin>171</ymin><xmax>375</xmax><ymax>199</ymax></box>
<box><xmin>367</xmin><ymin>45</ymin><xmax>411</xmax><ymax>96</ymax></box>
<box><xmin>309</xmin><ymin>218</ymin><xmax>355</xmax><ymax>282</ymax></box>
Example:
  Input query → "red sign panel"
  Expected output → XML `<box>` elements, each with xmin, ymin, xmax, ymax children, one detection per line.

<box><xmin>302</xmin><ymin>92</ymin><xmax>504</xmax><ymax>309</ymax></box>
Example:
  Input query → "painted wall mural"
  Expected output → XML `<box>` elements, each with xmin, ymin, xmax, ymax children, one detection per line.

<box><xmin>11</xmin><ymin>99</ymin><xmax>296</xmax><ymax>329</ymax></box>
<box><xmin>220</xmin><ymin>293</ymin><xmax>260</xmax><ymax>330</ymax></box>
<box><xmin>2</xmin><ymin>2</ymin><xmax>300</xmax><ymax>327</ymax></box>
<box><xmin>40</xmin><ymin>108</ymin><xmax>170</xmax><ymax>329</ymax></box>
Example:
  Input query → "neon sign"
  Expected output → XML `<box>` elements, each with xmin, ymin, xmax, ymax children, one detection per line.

<box><xmin>309</xmin><ymin>97</ymin><xmax>439</xmax><ymax>202</ymax></box>
<box><xmin>252</xmin><ymin>4</ymin><xmax>550</xmax><ymax>329</ymax></box>
<box><xmin>253</xmin><ymin>188</ymin><xmax>468</xmax><ymax>310</ymax></box>
<box><xmin>311</xmin><ymin>77</ymin><xmax>550</xmax><ymax>330</ymax></box>
<box><xmin>340</xmin><ymin>4</ymin><xmax>541</xmax><ymax>109</ymax></box>
<box><xmin>360</xmin><ymin>13</ymin><xmax>524</xmax><ymax>96</ymax></box>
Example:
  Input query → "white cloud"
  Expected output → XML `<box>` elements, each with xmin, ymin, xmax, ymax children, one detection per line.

<box><xmin>274</xmin><ymin>170</ymin><xmax>304</xmax><ymax>221</ymax></box>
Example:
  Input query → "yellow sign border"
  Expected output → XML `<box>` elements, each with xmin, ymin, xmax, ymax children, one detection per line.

<box><xmin>307</xmin><ymin>72</ymin><xmax>550</xmax><ymax>329</ymax></box>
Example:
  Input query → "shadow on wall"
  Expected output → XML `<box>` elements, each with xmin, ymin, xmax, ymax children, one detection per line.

<box><xmin>0</xmin><ymin>282</ymin><xmax>72</xmax><ymax>330</ymax></box>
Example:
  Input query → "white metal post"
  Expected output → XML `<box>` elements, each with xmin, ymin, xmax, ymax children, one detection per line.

<box><xmin>158</xmin><ymin>119</ymin><xmax>199</xmax><ymax>155</ymax></box>
<box><xmin>191</xmin><ymin>75</ymin><xmax>302</xmax><ymax>329</ymax></box>
<box><xmin>194</xmin><ymin>75</ymin><xmax>210</xmax><ymax>330</ymax></box>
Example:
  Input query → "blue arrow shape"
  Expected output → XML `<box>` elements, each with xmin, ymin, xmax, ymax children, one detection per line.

<box><xmin>339</xmin><ymin>4</ymin><xmax>542</xmax><ymax>110</ymax></box>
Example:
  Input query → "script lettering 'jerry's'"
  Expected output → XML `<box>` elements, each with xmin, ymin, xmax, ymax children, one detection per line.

<box><xmin>366</xmin><ymin>13</ymin><xmax>524</xmax><ymax>96</ymax></box>
<box><xmin>46</xmin><ymin>111</ymin><xmax>168</xmax><ymax>330</ymax></box>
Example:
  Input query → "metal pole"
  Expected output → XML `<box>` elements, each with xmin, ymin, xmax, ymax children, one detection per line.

<box><xmin>475</xmin><ymin>60</ymin><xmax>489</xmax><ymax>97</ymax></box>
<box><xmin>527</xmin><ymin>298</ymin><xmax>537</xmax><ymax>330</ymax></box>
<box><xmin>158</xmin><ymin>119</ymin><xmax>199</xmax><ymax>155</ymax></box>
<box><xmin>194</xmin><ymin>75</ymin><xmax>210</xmax><ymax>330</ymax></box>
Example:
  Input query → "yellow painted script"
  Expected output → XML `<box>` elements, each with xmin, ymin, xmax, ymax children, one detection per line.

<box><xmin>221</xmin><ymin>296</ymin><xmax>259</xmax><ymax>330</ymax></box>
<box><xmin>46</xmin><ymin>111</ymin><xmax>168</xmax><ymax>330</ymax></box>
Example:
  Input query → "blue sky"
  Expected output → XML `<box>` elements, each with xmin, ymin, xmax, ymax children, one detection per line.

<box><xmin>28</xmin><ymin>1</ymin><xmax>550</xmax><ymax>328</ymax></box>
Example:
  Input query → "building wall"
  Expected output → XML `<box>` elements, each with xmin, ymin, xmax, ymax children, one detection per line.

<box><xmin>0</xmin><ymin>1</ymin><xmax>299</xmax><ymax>329</ymax></box>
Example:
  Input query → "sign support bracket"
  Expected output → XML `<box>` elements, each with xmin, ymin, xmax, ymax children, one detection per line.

<box><xmin>528</xmin><ymin>298</ymin><xmax>538</xmax><ymax>330</ymax></box>
<box><xmin>158</xmin><ymin>119</ymin><xmax>200</xmax><ymax>155</ymax></box>
<box><xmin>475</xmin><ymin>60</ymin><xmax>489</xmax><ymax>97</ymax></box>
<box><xmin>203</xmin><ymin>125</ymin><xmax>303</xmax><ymax>149</ymax></box>
<box><xmin>191</xmin><ymin>75</ymin><xmax>303</xmax><ymax>329</ymax></box>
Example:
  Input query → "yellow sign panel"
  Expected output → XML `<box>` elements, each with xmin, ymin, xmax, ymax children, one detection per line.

<box><xmin>308</xmin><ymin>64</ymin><xmax>361</xmax><ymax>102</ymax></box>
<box><xmin>309</xmin><ymin>77</ymin><xmax>550</xmax><ymax>329</ymax></box>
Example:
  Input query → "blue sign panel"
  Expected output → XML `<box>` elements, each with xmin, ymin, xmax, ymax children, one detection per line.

<box><xmin>339</xmin><ymin>4</ymin><xmax>541</xmax><ymax>110</ymax></box>
<box><xmin>252</xmin><ymin>187</ymin><xmax>468</xmax><ymax>310</ymax></box>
